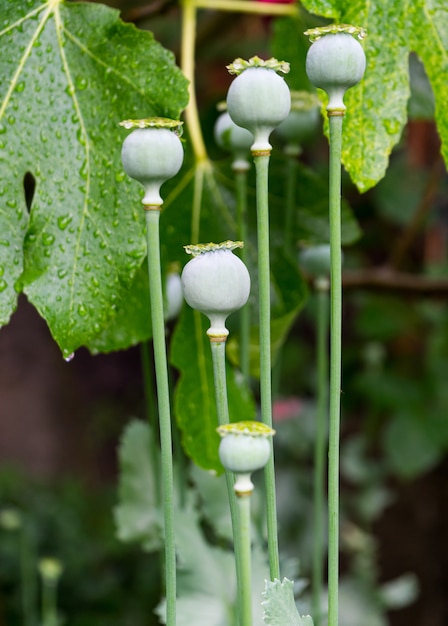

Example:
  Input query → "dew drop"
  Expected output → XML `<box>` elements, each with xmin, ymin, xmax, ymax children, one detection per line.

<box><xmin>42</xmin><ymin>233</ymin><xmax>55</xmax><ymax>246</ymax></box>
<box><xmin>0</xmin><ymin>265</ymin><xmax>4</xmax><ymax>276</ymax></box>
<box><xmin>7</xmin><ymin>115</ymin><xmax>16</xmax><ymax>125</ymax></box>
<box><xmin>64</xmin><ymin>352</ymin><xmax>75</xmax><ymax>362</ymax></box>
<box><xmin>76</xmin><ymin>76</ymin><xmax>88</xmax><ymax>91</ymax></box>
<box><xmin>77</xmin><ymin>303</ymin><xmax>87</xmax><ymax>317</ymax></box>
<box><xmin>58</xmin><ymin>268</ymin><xmax>68</xmax><ymax>279</ymax></box>
<box><xmin>15</xmin><ymin>82</ymin><xmax>25</xmax><ymax>93</ymax></box>
<box><xmin>115</xmin><ymin>171</ymin><xmax>126</xmax><ymax>183</ymax></box>
<box><xmin>57</xmin><ymin>214</ymin><xmax>72</xmax><ymax>230</ymax></box>
<box><xmin>0</xmin><ymin>279</ymin><xmax>7</xmax><ymax>293</ymax></box>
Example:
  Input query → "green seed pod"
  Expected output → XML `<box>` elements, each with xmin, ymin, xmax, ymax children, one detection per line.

<box><xmin>214</xmin><ymin>111</ymin><xmax>253</xmax><ymax>170</ymax></box>
<box><xmin>275</xmin><ymin>91</ymin><xmax>320</xmax><ymax>156</ymax></box>
<box><xmin>164</xmin><ymin>268</ymin><xmax>183</xmax><ymax>322</ymax></box>
<box><xmin>120</xmin><ymin>118</ymin><xmax>184</xmax><ymax>206</ymax></box>
<box><xmin>299</xmin><ymin>244</ymin><xmax>331</xmax><ymax>278</ymax></box>
<box><xmin>217</xmin><ymin>421</ymin><xmax>275</xmax><ymax>495</ymax></box>
<box><xmin>226</xmin><ymin>57</ymin><xmax>291</xmax><ymax>152</ymax></box>
<box><xmin>181</xmin><ymin>241</ymin><xmax>250</xmax><ymax>339</ymax></box>
<box><xmin>305</xmin><ymin>25</ymin><xmax>366</xmax><ymax>112</ymax></box>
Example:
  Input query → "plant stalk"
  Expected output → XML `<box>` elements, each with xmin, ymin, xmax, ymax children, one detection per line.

<box><xmin>180</xmin><ymin>0</ymin><xmax>208</xmax><ymax>163</ymax></box>
<box><xmin>145</xmin><ymin>208</ymin><xmax>176</xmax><ymax>626</ymax></box>
<box><xmin>210</xmin><ymin>339</ymin><xmax>245</xmax><ymax>624</ymax></box>
<box><xmin>253</xmin><ymin>152</ymin><xmax>280</xmax><ymax>581</ymax></box>
<box><xmin>20</xmin><ymin>522</ymin><xmax>36</xmax><ymax>626</ymax></box>
<box><xmin>312</xmin><ymin>280</ymin><xmax>329</xmax><ymax>626</ymax></box>
<box><xmin>284</xmin><ymin>155</ymin><xmax>298</xmax><ymax>257</ymax></box>
<box><xmin>235</xmin><ymin>168</ymin><xmax>251</xmax><ymax>385</ymax></box>
<box><xmin>327</xmin><ymin>112</ymin><xmax>344</xmax><ymax>626</ymax></box>
<box><xmin>235</xmin><ymin>493</ymin><xmax>253</xmax><ymax>626</ymax></box>
<box><xmin>41</xmin><ymin>580</ymin><xmax>58</xmax><ymax>626</ymax></box>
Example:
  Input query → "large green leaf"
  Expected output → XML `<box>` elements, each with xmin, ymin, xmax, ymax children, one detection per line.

<box><xmin>290</xmin><ymin>1</ymin><xmax>448</xmax><ymax>191</ymax></box>
<box><xmin>0</xmin><ymin>0</ymin><xmax>188</xmax><ymax>356</ymax></box>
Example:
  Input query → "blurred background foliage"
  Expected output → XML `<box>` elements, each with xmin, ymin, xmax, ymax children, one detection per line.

<box><xmin>1</xmin><ymin>1</ymin><xmax>448</xmax><ymax>625</ymax></box>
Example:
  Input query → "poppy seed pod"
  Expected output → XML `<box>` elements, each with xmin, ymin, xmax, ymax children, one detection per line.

<box><xmin>305</xmin><ymin>25</ymin><xmax>366</xmax><ymax>112</ymax></box>
<box><xmin>226</xmin><ymin>57</ymin><xmax>291</xmax><ymax>152</ymax></box>
<box><xmin>217</xmin><ymin>421</ymin><xmax>275</xmax><ymax>495</ymax></box>
<box><xmin>120</xmin><ymin>118</ymin><xmax>184</xmax><ymax>205</ymax></box>
<box><xmin>181</xmin><ymin>241</ymin><xmax>251</xmax><ymax>339</ymax></box>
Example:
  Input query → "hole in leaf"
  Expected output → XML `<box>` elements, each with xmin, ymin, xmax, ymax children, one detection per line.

<box><xmin>23</xmin><ymin>172</ymin><xmax>35</xmax><ymax>212</ymax></box>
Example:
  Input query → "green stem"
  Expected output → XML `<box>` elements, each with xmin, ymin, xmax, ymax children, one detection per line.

<box><xmin>235</xmin><ymin>493</ymin><xmax>253</xmax><ymax>626</ymax></box>
<box><xmin>145</xmin><ymin>208</ymin><xmax>176</xmax><ymax>626</ymax></box>
<box><xmin>41</xmin><ymin>581</ymin><xmax>58</xmax><ymax>626</ymax></box>
<box><xmin>312</xmin><ymin>281</ymin><xmax>329</xmax><ymax>626</ymax></box>
<box><xmin>181</xmin><ymin>0</ymin><xmax>207</xmax><ymax>163</ymax></box>
<box><xmin>140</xmin><ymin>341</ymin><xmax>162</xmax><ymax>507</ymax></box>
<box><xmin>192</xmin><ymin>0</ymin><xmax>298</xmax><ymax>16</ymax></box>
<box><xmin>284</xmin><ymin>155</ymin><xmax>298</xmax><ymax>257</ymax></box>
<box><xmin>235</xmin><ymin>168</ymin><xmax>251</xmax><ymax>386</ymax></box>
<box><xmin>254</xmin><ymin>152</ymin><xmax>280</xmax><ymax>581</ymax></box>
<box><xmin>20</xmin><ymin>523</ymin><xmax>36</xmax><ymax>626</ymax></box>
<box><xmin>327</xmin><ymin>113</ymin><xmax>343</xmax><ymax>626</ymax></box>
<box><xmin>210</xmin><ymin>339</ymin><xmax>245</xmax><ymax>625</ymax></box>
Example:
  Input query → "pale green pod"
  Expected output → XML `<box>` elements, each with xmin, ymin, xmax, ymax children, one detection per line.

<box><xmin>181</xmin><ymin>241</ymin><xmax>250</xmax><ymax>338</ymax></box>
<box><xmin>121</xmin><ymin>125</ymin><xmax>183</xmax><ymax>205</ymax></box>
<box><xmin>226</xmin><ymin>57</ymin><xmax>291</xmax><ymax>152</ymax></box>
<box><xmin>305</xmin><ymin>27</ymin><xmax>366</xmax><ymax>111</ymax></box>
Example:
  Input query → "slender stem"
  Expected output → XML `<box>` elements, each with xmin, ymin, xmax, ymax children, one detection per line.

<box><xmin>235</xmin><ymin>494</ymin><xmax>253</xmax><ymax>626</ymax></box>
<box><xmin>41</xmin><ymin>581</ymin><xmax>58</xmax><ymax>626</ymax></box>
<box><xmin>192</xmin><ymin>0</ymin><xmax>298</xmax><ymax>16</ymax></box>
<box><xmin>210</xmin><ymin>339</ymin><xmax>245</xmax><ymax>624</ymax></box>
<box><xmin>140</xmin><ymin>341</ymin><xmax>162</xmax><ymax>506</ymax></box>
<box><xmin>20</xmin><ymin>523</ymin><xmax>36</xmax><ymax>626</ymax></box>
<box><xmin>284</xmin><ymin>156</ymin><xmax>298</xmax><ymax>257</ymax></box>
<box><xmin>235</xmin><ymin>168</ymin><xmax>251</xmax><ymax>385</ymax></box>
<box><xmin>254</xmin><ymin>153</ymin><xmax>280</xmax><ymax>581</ymax></box>
<box><xmin>145</xmin><ymin>208</ymin><xmax>176</xmax><ymax>626</ymax></box>
<box><xmin>180</xmin><ymin>0</ymin><xmax>208</xmax><ymax>163</ymax></box>
<box><xmin>327</xmin><ymin>113</ymin><xmax>344</xmax><ymax>626</ymax></box>
<box><xmin>312</xmin><ymin>282</ymin><xmax>329</xmax><ymax>626</ymax></box>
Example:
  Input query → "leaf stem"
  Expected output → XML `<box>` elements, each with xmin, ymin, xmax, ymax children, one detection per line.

<box><xmin>254</xmin><ymin>152</ymin><xmax>280</xmax><ymax>581</ymax></box>
<box><xmin>327</xmin><ymin>113</ymin><xmax>343</xmax><ymax>626</ymax></box>
<box><xmin>144</xmin><ymin>208</ymin><xmax>176</xmax><ymax>626</ymax></box>
<box><xmin>312</xmin><ymin>280</ymin><xmax>329</xmax><ymax>626</ymax></box>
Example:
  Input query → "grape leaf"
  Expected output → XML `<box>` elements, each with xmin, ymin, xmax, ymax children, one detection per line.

<box><xmin>0</xmin><ymin>0</ymin><xmax>188</xmax><ymax>356</ymax></box>
<box><xmin>294</xmin><ymin>0</ymin><xmax>448</xmax><ymax>191</ymax></box>
<box><xmin>262</xmin><ymin>578</ymin><xmax>314</xmax><ymax>626</ymax></box>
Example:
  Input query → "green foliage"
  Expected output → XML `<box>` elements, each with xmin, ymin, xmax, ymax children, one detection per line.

<box><xmin>0</xmin><ymin>0</ymin><xmax>188</xmax><ymax>356</ymax></box>
<box><xmin>297</xmin><ymin>0</ymin><xmax>448</xmax><ymax>191</ymax></box>
<box><xmin>114</xmin><ymin>420</ymin><xmax>162</xmax><ymax>551</ymax></box>
<box><xmin>262</xmin><ymin>578</ymin><xmax>314</xmax><ymax>626</ymax></box>
<box><xmin>171</xmin><ymin>305</ymin><xmax>256</xmax><ymax>471</ymax></box>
